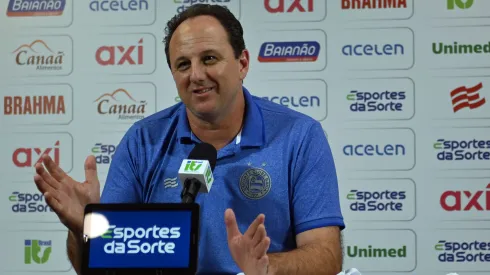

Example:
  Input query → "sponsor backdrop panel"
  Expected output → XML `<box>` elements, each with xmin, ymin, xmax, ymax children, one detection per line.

<box><xmin>1</xmin><ymin>0</ymin><xmax>489</xmax><ymax>274</ymax></box>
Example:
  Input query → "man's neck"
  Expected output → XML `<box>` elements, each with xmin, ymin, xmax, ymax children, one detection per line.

<box><xmin>187</xmin><ymin>92</ymin><xmax>245</xmax><ymax>151</ymax></box>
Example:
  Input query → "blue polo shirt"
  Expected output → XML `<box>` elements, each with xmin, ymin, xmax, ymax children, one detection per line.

<box><xmin>100</xmin><ymin>87</ymin><xmax>345</xmax><ymax>274</ymax></box>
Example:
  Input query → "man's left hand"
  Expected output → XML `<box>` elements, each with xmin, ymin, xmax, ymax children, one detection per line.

<box><xmin>225</xmin><ymin>208</ymin><xmax>271</xmax><ymax>275</ymax></box>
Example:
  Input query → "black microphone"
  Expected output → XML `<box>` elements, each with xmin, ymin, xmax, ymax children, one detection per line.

<box><xmin>179</xmin><ymin>143</ymin><xmax>217</xmax><ymax>204</ymax></box>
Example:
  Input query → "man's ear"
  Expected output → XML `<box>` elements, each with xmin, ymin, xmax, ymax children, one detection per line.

<box><xmin>238</xmin><ymin>49</ymin><xmax>250</xmax><ymax>81</ymax></box>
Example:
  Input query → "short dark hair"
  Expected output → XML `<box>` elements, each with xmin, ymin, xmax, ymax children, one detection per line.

<box><xmin>163</xmin><ymin>4</ymin><xmax>246</xmax><ymax>69</ymax></box>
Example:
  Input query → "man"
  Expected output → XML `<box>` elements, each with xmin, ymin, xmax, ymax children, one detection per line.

<box><xmin>33</xmin><ymin>4</ymin><xmax>345</xmax><ymax>275</ymax></box>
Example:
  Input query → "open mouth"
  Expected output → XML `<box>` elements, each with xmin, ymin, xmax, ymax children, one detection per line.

<box><xmin>193</xmin><ymin>87</ymin><xmax>213</xmax><ymax>94</ymax></box>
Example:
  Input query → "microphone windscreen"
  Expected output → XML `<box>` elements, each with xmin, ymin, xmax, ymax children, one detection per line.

<box><xmin>188</xmin><ymin>143</ymin><xmax>217</xmax><ymax>171</ymax></box>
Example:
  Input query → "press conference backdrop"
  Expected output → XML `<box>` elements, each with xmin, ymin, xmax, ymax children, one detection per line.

<box><xmin>0</xmin><ymin>0</ymin><xmax>489</xmax><ymax>274</ymax></box>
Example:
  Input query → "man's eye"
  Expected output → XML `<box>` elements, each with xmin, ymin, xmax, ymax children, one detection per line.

<box><xmin>204</xmin><ymin>56</ymin><xmax>217</xmax><ymax>63</ymax></box>
<box><xmin>177</xmin><ymin>62</ymin><xmax>190</xmax><ymax>70</ymax></box>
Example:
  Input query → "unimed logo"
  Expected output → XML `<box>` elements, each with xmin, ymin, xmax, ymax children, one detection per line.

<box><xmin>440</xmin><ymin>183</ymin><xmax>490</xmax><ymax>211</ymax></box>
<box><xmin>12</xmin><ymin>40</ymin><xmax>65</xmax><ymax>71</ymax></box>
<box><xmin>434</xmin><ymin>139</ymin><xmax>490</xmax><ymax>161</ymax></box>
<box><xmin>342</xmin><ymin>0</ymin><xmax>408</xmax><ymax>9</ymax></box>
<box><xmin>433</xmin><ymin>41</ymin><xmax>490</xmax><ymax>55</ymax></box>
<box><xmin>264</xmin><ymin>0</ymin><xmax>313</xmax><ymax>13</ymax></box>
<box><xmin>448</xmin><ymin>0</ymin><xmax>474</xmax><ymax>9</ymax></box>
<box><xmin>101</xmin><ymin>225</ymin><xmax>180</xmax><ymax>254</ymax></box>
<box><xmin>12</xmin><ymin>141</ymin><xmax>60</xmax><ymax>168</ymax></box>
<box><xmin>4</xmin><ymin>95</ymin><xmax>65</xmax><ymax>115</ymax></box>
<box><xmin>348</xmin><ymin>245</ymin><xmax>407</xmax><ymax>258</ymax></box>
<box><xmin>24</xmin><ymin>239</ymin><xmax>52</xmax><ymax>264</ymax></box>
<box><xmin>435</xmin><ymin>240</ymin><xmax>490</xmax><ymax>262</ymax></box>
<box><xmin>96</xmin><ymin>38</ymin><xmax>143</xmax><ymax>66</ymax></box>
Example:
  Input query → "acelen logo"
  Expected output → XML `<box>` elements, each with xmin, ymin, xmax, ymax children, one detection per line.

<box><xmin>347</xmin><ymin>90</ymin><xmax>406</xmax><ymax>112</ymax></box>
<box><xmin>343</xmin><ymin>143</ymin><xmax>406</xmax><ymax>157</ymax></box>
<box><xmin>7</xmin><ymin>0</ymin><xmax>66</xmax><ymax>17</ymax></box>
<box><xmin>94</xmin><ymin>88</ymin><xmax>147</xmax><ymax>120</ymax></box>
<box><xmin>343</xmin><ymin>42</ymin><xmax>405</xmax><ymax>56</ymax></box>
<box><xmin>264</xmin><ymin>0</ymin><xmax>313</xmax><ymax>13</ymax></box>
<box><xmin>450</xmin><ymin>82</ymin><xmax>485</xmax><ymax>113</ymax></box>
<box><xmin>440</xmin><ymin>183</ymin><xmax>490</xmax><ymax>211</ymax></box>
<box><xmin>342</xmin><ymin>0</ymin><xmax>408</xmax><ymax>9</ymax></box>
<box><xmin>434</xmin><ymin>138</ymin><xmax>490</xmax><ymax>161</ymax></box>
<box><xmin>4</xmin><ymin>95</ymin><xmax>65</xmax><ymax>116</ymax></box>
<box><xmin>12</xmin><ymin>40</ymin><xmax>65</xmax><ymax>71</ymax></box>
<box><xmin>96</xmin><ymin>38</ymin><xmax>143</xmax><ymax>66</ymax></box>
<box><xmin>258</xmin><ymin>41</ymin><xmax>320</xmax><ymax>63</ymax></box>
<box><xmin>89</xmin><ymin>0</ymin><xmax>149</xmax><ymax>12</ymax></box>
<box><xmin>12</xmin><ymin>141</ymin><xmax>60</xmax><ymax>168</ymax></box>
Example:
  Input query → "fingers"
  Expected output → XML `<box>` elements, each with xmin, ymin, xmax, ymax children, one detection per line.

<box><xmin>244</xmin><ymin>213</ymin><xmax>265</xmax><ymax>239</ymax></box>
<box><xmin>42</xmin><ymin>154</ymin><xmax>67</xmax><ymax>182</ymax></box>
<box><xmin>257</xmin><ymin>255</ymin><xmax>269</xmax><ymax>274</ymax></box>
<box><xmin>34</xmin><ymin>174</ymin><xmax>56</xmax><ymax>195</ymax></box>
<box><xmin>253</xmin><ymin>237</ymin><xmax>271</xmax><ymax>259</ymax></box>
<box><xmin>224</xmin><ymin>208</ymin><xmax>241</xmax><ymax>240</ymax></box>
<box><xmin>84</xmin><ymin>155</ymin><xmax>99</xmax><ymax>183</ymax></box>
<box><xmin>252</xmin><ymin>224</ymin><xmax>266</xmax><ymax>247</ymax></box>
<box><xmin>44</xmin><ymin>191</ymin><xmax>63</xmax><ymax>214</ymax></box>
<box><xmin>35</xmin><ymin>162</ymin><xmax>61</xmax><ymax>190</ymax></box>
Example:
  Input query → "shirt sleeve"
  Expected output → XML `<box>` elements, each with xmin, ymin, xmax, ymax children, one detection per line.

<box><xmin>100</xmin><ymin>125</ymin><xmax>143</xmax><ymax>203</ymax></box>
<box><xmin>292</xmin><ymin>121</ymin><xmax>345</xmax><ymax>235</ymax></box>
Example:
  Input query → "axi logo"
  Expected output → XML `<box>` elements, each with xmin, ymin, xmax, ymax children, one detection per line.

<box><xmin>12</xmin><ymin>40</ymin><xmax>64</xmax><ymax>71</ymax></box>
<box><xmin>347</xmin><ymin>90</ymin><xmax>406</xmax><ymax>112</ymax></box>
<box><xmin>265</xmin><ymin>0</ymin><xmax>313</xmax><ymax>13</ymax></box>
<box><xmin>101</xmin><ymin>225</ymin><xmax>180</xmax><ymax>254</ymax></box>
<box><xmin>347</xmin><ymin>245</ymin><xmax>407</xmax><ymax>258</ymax></box>
<box><xmin>4</xmin><ymin>95</ymin><xmax>66</xmax><ymax>115</ymax></box>
<box><xmin>10</xmin><ymin>191</ymin><xmax>52</xmax><ymax>213</ymax></box>
<box><xmin>440</xmin><ymin>183</ymin><xmax>490</xmax><ymax>211</ymax></box>
<box><xmin>434</xmin><ymin>139</ymin><xmax>490</xmax><ymax>161</ymax></box>
<box><xmin>448</xmin><ymin>0</ymin><xmax>473</xmax><ymax>10</ymax></box>
<box><xmin>24</xmin><ymin>239</ymin><xmax>52</xmax><ymax>264</ymax></box>
<box><xmin>258</xmin><ymin>41</ymin><xmax>320</xmax><ymax>63</ymax></box>
<box><xmin>185</xmin><ymin>160</ymin><xmax>203</xmax><ymax>172</ymax></box>
<box><xmin>342</xmin><ymin>0</ymin><xmax>407</xmax><ymax>9</ymax></box>
<box><xmin>343</xmin><ymin>143</ymin><xmax>406</xmax><ymax>156</ymax></box>
<box><xmin>92</xmin><ymin>143</ymin><xmax>116</xmax><ymax>164</ymax></box>
<box><xmin>12</xmin><ymin>141</ymin><xmax>60</xmax><ymax>168</ymax></box>
<box><xmin>347</xmin><ymin>189</ymin><xmax>406</xmax><ymax>211</ymax></box>
<box><xmin>450</xmin><ymin>82</ymin><xmax>485</xmax><ymax>113</ymax></box>
<box><xmin>96</xmin><ymin>38</ymin><xmax>143</xmax><ymax>66</ymax></box>
<box><xmin>343</xmin><ymin>43</ymin><xmax>404</xmax><ymax>56</ymax></box>
<box><xmin>7</xmin><ymin>0</ymin><xmax>66</xmax><ymax>17</ymax></box>
<box><xmin>94</xmin><ymin>88</ymin><xmax>147</xmax><ymax>120</ymax></box>
<box><xmin>435</xmin><ymin>240</ymin><xmax>489</xmax><ymax>262</ymax></box>
<box><xmin>90</xmin><ymin>0</ymin><xmax>149</xmax><ymax>12</ymax></box>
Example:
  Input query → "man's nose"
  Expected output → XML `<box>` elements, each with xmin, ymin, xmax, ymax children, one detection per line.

<box><xmin>189</xmin><ymin>63</ymin><xmax>206</xmax><ymax>83</ymax></box>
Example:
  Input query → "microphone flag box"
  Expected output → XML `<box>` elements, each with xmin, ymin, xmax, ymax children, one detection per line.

<box><xmin>178</xmin><ymin>159</ymin><xmax>214</xmax><ymax>193</ymax></box>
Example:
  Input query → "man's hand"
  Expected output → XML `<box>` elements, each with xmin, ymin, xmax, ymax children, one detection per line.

<box><xmin>33</xmin><ymin>154</ymin><xmax>101</xmax><ymax>234</ymax></box>
<box><xmin>225</xmin><ymin>209</ymin><xmax>271</xmax><ymax>275</ymax></box>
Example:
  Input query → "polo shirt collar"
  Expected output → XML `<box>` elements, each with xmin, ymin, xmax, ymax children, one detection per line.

<box><xmin>176</xmin><ymin>86</ymin><xmax>265</xmax><ymax>148</ymax></box>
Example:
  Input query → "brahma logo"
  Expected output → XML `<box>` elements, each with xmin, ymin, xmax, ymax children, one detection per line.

<box><xmin>101</xmin><ymin>225</ymin><xmax>180</xmax><ymax>254</ymax></box>
<box><xmin>7</xmin><ymin>0</ymin><xmax>66</xmax><ymax>17</ymax></box>
<box><xmin>440</xmin><ymin>184</ymin><xmax>490</xmax><ymax>212</ymax></box>
<box><xmin>4</xmin><ymin>95</ymin><xmax>65</xmax><ymax>116</ymax></box>
<box><xmin>9</xmin><ymin>192</ymin><xmax>52</xmax><ymax>213</ymax></box>
<box><xmin>94</xmin><ymin>88</ymin><xmax>148</xmax><ymax>121</ymax></box>
<box><xmin>435</xmin><ymin>240</ymin><xmax>489</xmax><ymax>262</ymax></box>
<box><xmin>434</xmin><ymin>139</ymin><xmax>490</xmax><ymax>161</ymax></box>
<box><xmin>342</xmin><ymin>0</ymin><xmax>408</xmax><ymax>9</ymax></box>
<box><xmin>258</xmin><ymin>41</ymin><xmax>320</xmax><ymax>63</ymax></box>
<box><xmin>347</xmin><ymin>189</ymin><xmax>406</xmax><ymax>212</ymax></box>
<box><xmin>347</xmin><ymin>90</ymin><xmax>406</xmax><ymax>112</ymax></box>
<box><xmin>450</xmin><ymin>82</ymin><xmax>485</xmax><ymax>112</ymax></box>
<box><xmin>12</xmin><ymin>40</ymin><xmax>65</xmax><ymax>71</ymax></box>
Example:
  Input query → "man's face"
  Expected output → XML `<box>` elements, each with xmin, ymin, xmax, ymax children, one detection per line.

<box><xmin>169</xmin><ymin>15</ymin><xmax>249</xmax><ymax>120</ymax></box>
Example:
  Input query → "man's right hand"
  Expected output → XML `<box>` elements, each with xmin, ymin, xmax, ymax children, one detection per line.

<box><xmin>33</xmin><ymin>154</ymin><xmax>101</xmax><ymax>235</ymax></box>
